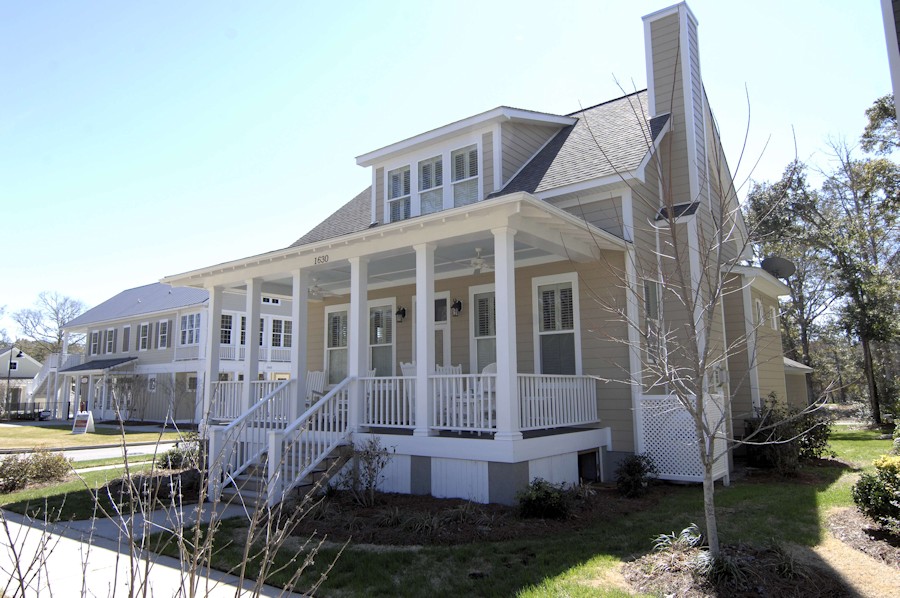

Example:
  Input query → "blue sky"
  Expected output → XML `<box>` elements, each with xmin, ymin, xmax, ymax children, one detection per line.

<box><xmin>0</xmin><ymin>1</ymin><xmax>890</xmax><ymax>339</ymax></box>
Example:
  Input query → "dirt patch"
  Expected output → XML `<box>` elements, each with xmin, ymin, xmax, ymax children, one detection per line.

<box><xmin>826</xmin><ymin>507</ymin><xmax>900</xmax><ymax>569</ymax></box>
<box><xmin>622</xmin><ymin>544</ymin><xmax>851</xmax><ymax>597</ymax></box>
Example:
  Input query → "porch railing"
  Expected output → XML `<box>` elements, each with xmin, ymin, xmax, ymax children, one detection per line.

<box><xmin>267</xmin><ymin>377</ymin><xmax>352</xmax><ymax>506</ymax></box>
<box><xmin>517</xmin><ymin>374</ymin><xmax>598</xmax><ymax>430</ymax></box>
<box><xmin>211</xmin><ymin>381</ymin><xmax>243</xmax><ymax>420</ymax></box>
<box><xmin>218</xmin><ymin>346</ymin><xmax>291</xmax><ymax>362</ymax></box>
<box><xmin>174</xmin><ymin>345</ymin><xmax>201</xmax><ymax>361</ymax></box>
<box><xmin>362</xmin><ymin>376</ymin><xmax>415</xmax><ymax>428</ymax></box>
<box><xmin>207</xmin><ymin>378</ymin><xmax>294</xmax><ymax>501</ymax></box>
<box><xmin>432</xmin><ymin>374</ymin><xmax>496</xmax><ymax>433</ymax></box>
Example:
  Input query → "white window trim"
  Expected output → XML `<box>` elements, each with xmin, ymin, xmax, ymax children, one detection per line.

<box><xmin>531</xmin><ymin>272</ymin><xmax>582</xmax><ymax>375</ymax></box>
<box><xmin>138</xmin><ymin>322</ymin><xmax>150</xmax><ymax>352</ymax></box>
<box><xmin>157</xmin><ymin>319</ymin><xmax>169</xmax><ymax>349</ymax></box>
<box><xmin>381</xmin><ymin>134</ymin><xmax>484</xmax><ymax>223</ymax></box>
<box><xmin>89</xmin><ymin>331</ymin><xmax>100</xmax><ymax>355</ymax></box>
<box><xmin>105</xmin><ymin>328</ymin><xmax>115</xmax><ymax>354</ymax></box>
<box><xmin>324</xmin><ymin>300</ymin><xmax>396</xmax><ymax>376</ymax></box>
<box><xmin>220</xmin><ymin>313</ymin><xmax>236</xmax><ymax>346</ymax></box>
<box><xmin>468</xmin><ymin>283</ymin><xmax>495</xmax><ymax>375</ymax></box>
<box><xmin>122</xmin><ymin>325</ymin><xmax>131</xmax><ymax>353</ymax></box>
<box><xmin>754</xmin><ymin>299</ymin><xmax>765</xmax><ymax>329</ymax></box>
<box><xmin>180</xmin><ymin>313</ymin><xmax>201</xmax><ymax>346</ymax></box>
<box><xmin>770</xmin><ymin>306</ymin><xmax>779</xmax><ymax>330</ymax></box>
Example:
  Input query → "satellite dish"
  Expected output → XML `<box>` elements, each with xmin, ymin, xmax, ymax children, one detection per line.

<box><xmin>761</xmin><ymin>256</ymin><xmax>796</xmax><ymax>279</ymax></box>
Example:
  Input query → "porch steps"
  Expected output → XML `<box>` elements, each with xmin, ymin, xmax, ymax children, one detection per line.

<box><xmin>219</xmin><ymin>445</ymin><xmax>351</xmax><ymax>508</ymax></box>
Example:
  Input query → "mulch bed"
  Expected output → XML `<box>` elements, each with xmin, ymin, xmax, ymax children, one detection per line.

<box><xmin>288</xmin><ymin>484</ymin><xmax>654</xmax><ymax>546</ymax></box>
<box><xmin>827</xmin><ymin>507</ymin><xmax>900</xmax><ymax>569</ymax></box>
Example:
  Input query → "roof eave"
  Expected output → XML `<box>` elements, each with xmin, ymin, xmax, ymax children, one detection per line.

<box><xmin>732</xmin><ymin>265</ymin><xmax>791</xmax><ymax>297</ymax></box>
<box><xmin>356</xmin><ymin>107</ymin><xmax>576</xmax><ymax>167</ymax></box>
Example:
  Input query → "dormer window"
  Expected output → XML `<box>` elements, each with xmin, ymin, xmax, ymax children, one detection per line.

<box><xmin>451</xmin><ymin>145</ymin><xmax>478</xmax><ymax>207</ymax></box>
<box><xmin>388</xmin><ymin>166</ymin><xmax>411</xmax><ymax>222</ymax></box>
<box><xmin>418</xmin><ymin>156</ymin><xmax>443</xmax><ymax>215</ymax></box>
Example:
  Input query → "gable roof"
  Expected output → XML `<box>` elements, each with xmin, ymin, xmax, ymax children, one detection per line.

<box><xmin>290</xmin><ymin>91</ymin><xmax>668</xmax><ymax>249</ymax></box>
<box><xmin>497</xmin><ymin>90</ymin><xmax>668</xmax><ymax>196</ymax></box>
<box><xmin>64</xmin><ymin>283</ymin><xmax>208</xmax><ymax>329</ymax></box>
<box><xmin>291</xmin><ymin>187</ymin><xmax>372</xmax><ymax>247</ymax></box>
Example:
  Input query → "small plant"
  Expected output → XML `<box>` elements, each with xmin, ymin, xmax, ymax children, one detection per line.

<box><xmin>615</xmin><ymin>453</ymin><xmax>658</xmax><ymax>498</ymax></box>
<box><xmin>338</xmin><ymin>436</ymin><xmax>394</xmax><ymax>507</ymax></box>
<box><xmin>693</xmin><ymin>550</ymin><xmax>747</xmax><ymax>586</ymax></box>
<box><xmin>852</xmin><ymin>454</ymin><xmax>900</xmax><ymax>532</ymax></box>
<box><xmin>516</xmin><ymin>478</ymin><xmax>571</xmax><ymax>520</ymax></box>
<box><xmin>652</xmin><ymin>523</ymin><xmax>704</xmax><ymax>553</ymax></box>
<box><xmin>0</xmin><ymin>450</ymin><xmax>71</xmax><ymax>493</ymax></box>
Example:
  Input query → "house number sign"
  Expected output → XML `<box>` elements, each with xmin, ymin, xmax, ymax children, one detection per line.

<box><xmin>313</xmin><ymin>255</ymin><xmax>329</xmax><ymax>265</ymax></box>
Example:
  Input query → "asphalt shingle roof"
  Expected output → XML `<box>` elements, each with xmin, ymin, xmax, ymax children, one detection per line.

<box><xmin>60</xmin><ymin>357</ymin><xmax>138</xmax><ymax>373</ymax></box>
<box><xmin>290</xmin><ymin>91</ymin><xmax>667</xmax><ymax>249</ymax></box>
<box><xmin>290</xmin><ymin>187</ymin><xmax>372</xmax><ymax>247</ymax></box>
<box><xmin>497</xmin><ymin>91</ymin><xmax>668</xmax><ymax>196</ymax></box>
<box><xmin>64</xmin><ymin>283</ymin><xmax>208</xmax><ymax>329</ymax></box>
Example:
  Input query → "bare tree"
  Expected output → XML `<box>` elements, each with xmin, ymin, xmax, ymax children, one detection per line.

<box><xmin>12</xmin><ymin>292</ymin><xmax>86</xmax><ymax>359</ymax></box>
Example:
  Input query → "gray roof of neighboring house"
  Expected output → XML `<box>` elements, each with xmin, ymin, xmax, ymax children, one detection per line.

<box><xmin>64</xmin><ymin>283</ymin><xmax>209</xmax><ymax>329</ymax></box>
<box><xmin>289</xmin><ymin>91</ymin><xmax>667</xmax><ymax>248</ymax></box>
<box><xmin>290</xmin><ymin>187</ymin><xmax>372</xmax><ymax>247</ymax></box>
<box><xmin>497</xmin><ymin>91</ymin><xmax>668</xmax><ymax>196</ymax></box>
<box><xmin>61</xmin><ymin>357</ymin><xmax>138</xmax><ymax>373</ymax></box>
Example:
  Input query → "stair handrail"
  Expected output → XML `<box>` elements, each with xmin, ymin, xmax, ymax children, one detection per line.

<box><xmin>267</xmin><ymin>376</ymin><xmax>353</xmax><ymax>505</ymax></box>
<box><xmin>208</xmin><ymin>378</ymin><xmax>294</xmax><ymax>501</ymax></box>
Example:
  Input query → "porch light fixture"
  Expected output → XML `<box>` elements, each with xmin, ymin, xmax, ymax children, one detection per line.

<box><xmin>395</xmin><ymin>306</ymin><xmax>407</xmax><ymax>323</ymax></box>
<box><xmin>451</xmin><ymin>299</ymin><xmax>463</xmax><ymax>317</ymax></box>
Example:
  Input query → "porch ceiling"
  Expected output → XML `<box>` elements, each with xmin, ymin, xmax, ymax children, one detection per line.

<box><xmin>162</xmin><ymin>193</ymin><xmax>627</xmax><ymax>294</ymax></box>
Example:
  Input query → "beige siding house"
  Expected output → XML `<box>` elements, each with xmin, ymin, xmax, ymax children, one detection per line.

<box><xmin>32</xmin><ymin>3</ymin><xmax>806</xmax><ymax>504</ymax></box>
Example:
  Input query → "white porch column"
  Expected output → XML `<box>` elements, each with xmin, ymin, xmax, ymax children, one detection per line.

<box><xmin>347</xmin><ymin>257</ymin><xmax>369</xmax><ymax>432</ymax></box>
<box><xmin>413</xmin><ymin>243</ymin><xmax>436</xmax><ymax>437</ymax></box>
<box><xmin>290</xmin><ymin>269</ymin><xmax>310</xmax><ymax>420</ymax></box>
<box><xmin>201</xmin><ymin>285</ymin><xmax>223</xmax><ymax>426</ymax></box>
<box><xmin>86</xmin><ymin>375</ymin><xmax>95</xmax><ymax>413</ymax></box>
<box><xmin>493</xmin><ymin>227</ymin><xmax>522</xmax><ymax>441</ymax></box>
<box><xmin>243</xmin><ymin>278</ymin><xmax>262</xmax><ymax>411</ymax></box>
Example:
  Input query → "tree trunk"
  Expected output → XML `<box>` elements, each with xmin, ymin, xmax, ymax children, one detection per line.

<box><xmin>703</xmin><ymin>467</ymin><xmax>720</xmax><ymax>557</ymax></box>
<box><xmin>861</xmin><ymin>337</ymin><xmax>882</xmax><ymax>424</ymax></box>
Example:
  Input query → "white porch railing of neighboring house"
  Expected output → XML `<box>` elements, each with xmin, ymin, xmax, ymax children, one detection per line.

<box><xmin>362</xmin><ymin>375</ymin><xmax>416</xmax><ymax>428</ymax></box>
<box><xmin>211</xmin><ymin>381</ymin><xmax>243</xmax><ymax>420</ymax></box>
<box><xmin>636</xmin><ymin>393</ymin><xmax>729</xmax><ymax>483</ymax></box>
<box><xmin>432</xmin><ymin>373</ymin><xmax>497</xmax><ymax>433</ymax></box>
<box><xmin>217</xmin><ymin>346</ymin><xmax>291</xmax><ymax>363</ymax></box>
<box><xmin>266</xmin><ymin>377</ymin><xmax>352</xmax><ymax>506</ymax></box>
<box><xmin>207</xmin><ymin>378</ymin><xmax>294</xmax><ymax>501</ymax></box>
<box><xmin>174</xmin><ymin>345</ymin><xmax>201</xmax><ymax>361</ymax></box>
<box><xmin>518</xmin><ymin>374</ymin><xmax>599</xmax><ymax>431</ymax></box>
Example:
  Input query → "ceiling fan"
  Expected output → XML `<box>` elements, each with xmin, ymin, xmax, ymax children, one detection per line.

<box><xmin>469</xmin><ymin>248</ymin><xmax>493</xmax><ymax>275</ymax></box>
<box><xmin>308</xmin><ymin>278</ymin><xmax>338</xmax><ymax>299</ymax></box>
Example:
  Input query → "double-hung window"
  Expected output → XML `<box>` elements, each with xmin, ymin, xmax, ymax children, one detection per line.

<box><xmin>271</xmin><ymin>319</ymin><xmax>292</xmax><ymax>348</ymax></box>
<box><xmin>157</xmin><ymin>321</ymin><xmax>169</xmax><ymax>349</ymax></box>
<box><xmin>418</xmin><ymin>156</ymin><xmax>443</xmax><ymax>215</ymax></box>
<box><xmin>105</xmin><ymin>329</ymin><xmax>116</xmax><ymax>354</ymax></box>
<box><xmin>90</xmin><ymin>331</ymin><xmax>100</xmax><ymax>355</ymax></box>
<box><xmin>220</xmin><ymin>315</ymin><xmax>233</xmax><ymax>345</ymax></box>
<box><xmin>643</xmin><ymin>279</ymin><xmax>663</xmax><ymax>364</ymax></box>
<box><xmin>180</xmin><ymin>313</ymin><xmax>201</xmax><ymax>345</ymax></box>
<box><xmin>138</xmin><ymin>323</ymin><xmax>151</xmax><ymax>351</ymax></box>
<box><xmin>451</xmin><ymin>145</ymin><xmax>478</xmax><ymax>207</ymax></box>
<box><xmin>122</xmin><ymin>326</ymin><xmax>131</xmax><ymax>352</ymax></box>
<box><xmin>388</xmin><ymin>166</ymin><xmax>411</xmax><ymax>222</ymax></box>
<box><xmin>473</xmin><ymin>290</ymin><xmax>496</xmax><ymax>373</ymax></box>
<box><xmin>536</xmin><ymin>280</ymin><xmax>577</xmax><ymax>375</ymax></box>
<box><xmin>326</xmin><ymin>309</ymin><xmax>348</xmax><ymax>384</ymax></box>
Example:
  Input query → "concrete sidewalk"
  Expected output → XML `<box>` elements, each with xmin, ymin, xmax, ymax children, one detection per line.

<box><xmin>0</xmin><ymin>503</ymin><xmax>305</xmax><ymax>597</ymax></box>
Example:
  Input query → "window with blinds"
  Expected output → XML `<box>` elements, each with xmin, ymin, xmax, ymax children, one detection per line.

<box><xmin>474</xmin><ymin>291</ymin><xmax>496</xmax><ymax>372</ymax></box>
<box><xmin>452</xmin><ymin>145</ymin><xmax>479</xmax><ymax>207</ymax></box>
<box><xmin>326</xmin><ymin>310</ymin><xmax>348</xmax><ymax>384</ymax></box>
<box><xmin>537</xmin><ymin>282</ymin><xmax>575</xmax><ymax>375</ymax></box>
<box><xmin>369</xmin><ymin>305</ymin><xmax>394</xmax><ymax>376</ymax></box>
<box><xmin>418</xmin><ymin>156</ymin><xmax>443</xmax><ymax>215</ymax></box>
<box><xmin>388</xmin><ymin>166</ymin><xmax>411</xmax><ymax>222</ymax></box>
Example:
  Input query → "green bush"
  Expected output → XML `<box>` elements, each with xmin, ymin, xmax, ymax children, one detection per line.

<box><xmin>615</xmin><ymin>454</ymin><xmax>658</xmax><ymax>498</ymax></box>
<box><xmin>516</xmin><ymin>478</ymin><xmax>571</xmax><ymax>519</ymax></box>
<box><xmin>745</xmin><ymin>400</ymin><xmax>835</xmax><ymax>476</ymax></box>
<box><xmin>0</xmin><ymin>450</ymin><xmax>72</xmax><ymax>493</ymax></box>
<box><xmin>159</xmin><ymin>444</ymin><xmax>200</xmax><ymax>470</ymax></box>
<box><xmin>852</xmin><ymin>455</ymin><xmax>900</xmax><ymax>532</ymax></box>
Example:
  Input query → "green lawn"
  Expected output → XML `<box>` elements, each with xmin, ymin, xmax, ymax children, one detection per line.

<box><xmin>160</xmin><ymin>424</ymin><xmax>892</xmax><ymax>597</ymax></box>
<box><xmin>0</xmin><ymin>423</ymin><xmax>184</xmax><ymax>450</ymax></box>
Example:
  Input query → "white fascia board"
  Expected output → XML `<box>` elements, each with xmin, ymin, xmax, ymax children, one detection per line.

<box><xmin>732</xmin><ymin>265</ymin><xmax>790</xmax><ymax>297</ymax></box>
<box><xmin>356</xmin><ymin>107</ymin><xmax>575</xmax><ymax>167</ymax></box>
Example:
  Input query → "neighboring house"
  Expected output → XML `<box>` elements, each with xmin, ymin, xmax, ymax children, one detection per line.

<box><xmin>1</xmin><ymin>346</ymin><xmax>42</xmax><ymax>418</ymax></box>
<box><xmin>35</xmin><ymin>283</ymin><xmax>299</xmax><ymax>423</ymax></box>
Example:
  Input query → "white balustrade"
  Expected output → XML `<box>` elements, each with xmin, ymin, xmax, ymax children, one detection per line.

<box><xmin>363</xmin><ymin>376</ymin><xmax>415</xmax><ymax>428</ymax></box>
<box><xmin>211</xmin><ymin>381</ymin><xmax>243</xmax><ymax>420</ymax></box>
<box><xmin>517</xmin><ymin>374</ymin><xmax>598</xmax><ymax>431</ymax></box>
<box><xmin>431</xmin><ymin>374</ymin><xmax>496</xmax><ymax>432</ymax></box>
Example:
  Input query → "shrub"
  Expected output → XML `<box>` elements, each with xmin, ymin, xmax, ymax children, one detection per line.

<box><xmin>159</xmin><ymin>443</ymin><xmax>200</xmax><ymax>470</ymax></box>
<box><xmin>516</xmin><ymin>478</ymin><xmax>571</xmax><ymax>519</ymax></box>
<box><xmin>615</xmin><ymin>453</ymin><xmax>658</xmax><ymax>498</ymax></box>
<box><xmin>852</xmin><ymin>455</ymin><xmax>900</xmax><ymax>532</ymax></box>
<box><xmin>745</xmin><ymin>400</ymin><xmax>835</xmax><ymax>476</ymax></box>
<box><xmin>338</xmin><ymin>436</ymin><xmax>394</xmax><ymax>507</ymax></box>
<box><xmin>0</xmin><ymin>450</ymin><xmax>72</xmax><ymax>493</ymax></box>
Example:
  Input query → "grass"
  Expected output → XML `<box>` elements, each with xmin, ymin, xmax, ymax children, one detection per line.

<box><xmin>72</xmin><ymin>454</ymin><xmax>157</xmax><ymax>469</ymax></box>
<box><xmin>146</xmin><ymin>423</ymin><xmax>894</xmax><ymax>597</ymax></box>
<box><xmin>0</xmin><ymin>423</ymin><xmax>184</xmax><ymax>450</ymax></box>
<box><xmin>0</xmin><ymin>462</ymin><xmax>157</xmax><ymax>520</ymax></box>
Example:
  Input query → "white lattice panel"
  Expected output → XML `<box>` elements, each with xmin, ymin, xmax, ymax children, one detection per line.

<box><xmin>638</xmin><ymin>394</ymin><xmax>729</xmax><ymax>483</ymax></box>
